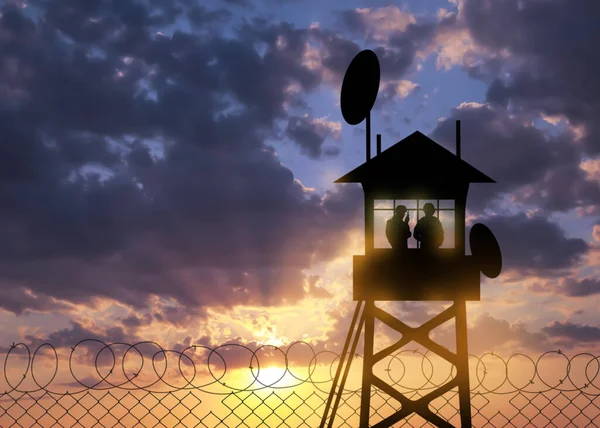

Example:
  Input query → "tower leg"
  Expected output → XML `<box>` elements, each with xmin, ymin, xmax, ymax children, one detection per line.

<box><xmin>360</xmin><ymin>300</ymin><xmax>375</xmax><ymax>427</ymax></box>
<box><xmin>455</xmin><ymin>300</ymin><xmax>472</xmax><ymax>428</ymax></box>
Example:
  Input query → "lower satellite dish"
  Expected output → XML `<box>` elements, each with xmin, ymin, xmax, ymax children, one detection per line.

<box><xmin>469</xmin><ymin>223</ymin><xmax>502</xmax><ymax>279</ymax></box>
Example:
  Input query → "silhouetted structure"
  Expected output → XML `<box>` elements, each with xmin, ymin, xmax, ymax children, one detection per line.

<box><xmin>321</xmin><ymin>50</ymin><xmax>503</xmax><ymax>428</ymax></box>
<box><xmin>335</xmin><ymin>130</ymin><xmax>496</xmax><ymax>302</ymax></box>
<box><xmin>385</xmin><ymin>205</ymin><xmax>411</xmax><ymax>250</ymax></box>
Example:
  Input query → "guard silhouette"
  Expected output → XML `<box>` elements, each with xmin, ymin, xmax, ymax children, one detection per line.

<box><xmin>414</xmin><ymin>202</ymin><xmax>444</xmax><ymax>250</ymax></box>
<box><xmin>386</xmin><ymin>205</ymin><xmax>411</xmax><ymax>250</ymax></box>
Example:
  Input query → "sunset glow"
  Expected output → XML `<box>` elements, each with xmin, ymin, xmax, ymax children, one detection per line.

<box><xmin>1</xmin><ymin>0</ymin><xmax>599</xmax><ymax>426</ymax></box>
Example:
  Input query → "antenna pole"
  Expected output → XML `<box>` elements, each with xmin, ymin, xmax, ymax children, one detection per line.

<box><xmin>366</xmin><ymin>113</ymin><xmax>371</xmax><ymax>162</ymax></box>
<box><xmin>456</xmin><ymin>120</ymin><xmax>461</xmax><ymax>159</ymax></box>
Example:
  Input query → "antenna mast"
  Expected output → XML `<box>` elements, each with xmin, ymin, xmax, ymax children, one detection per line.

<box><xmin>456</xmin><ymin>119</ymin><xmax>461</xmax><ymax>159</ymax></box>
<box><xmin>366</xmin><ymin>114</ymin><xmax>371</xmax><ymax>161</ymax></box>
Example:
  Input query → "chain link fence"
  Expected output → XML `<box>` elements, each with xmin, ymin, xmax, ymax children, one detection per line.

<box><xmin>1</xmin><ymin>340</ymin><xmax>599</xmax><ymax>426</ymax></box>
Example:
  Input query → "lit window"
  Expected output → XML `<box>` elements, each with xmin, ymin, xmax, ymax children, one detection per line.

<box><xmin>374</xmin><ymin>199</ymin><xmax>455</xmax><ymax>249</ymax></box>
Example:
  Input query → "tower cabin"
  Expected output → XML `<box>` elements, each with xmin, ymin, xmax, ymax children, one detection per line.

<box><xmin>335</xmin><ymin>131</ymin><xmax>495</xmax><ymax>302</ymax></box>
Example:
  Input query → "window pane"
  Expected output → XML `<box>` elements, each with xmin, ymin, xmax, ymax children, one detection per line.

<box><xmin>395</xmin><ymin>199</ymin><xmax>417</xmax><ymax>210</ymax></box>
<box><xmin>374</xmin><ymin>200</ymin><xmax>393</xmax><ymax>209</ymax></box>
<box><xmin>418</xmin><ymin>199</ymin><xmax>438</xmax><ymax>211</ymax></box>
<box><xmin>439</xmin><ymin>210</ymin><xmax>455</xmax><ymax>248</ymax></box>
<box><xmin>407</xmin><ymin>209</ymin><xmax>418</xmax><ymax>248</ymax></box>
<box><xmin>439</xmin><ymin>199</ymin><xmax>455</xmax><ymax>209</ymax></box>
<box><xmin>374</xmin><ymin>210</ymin><xmax>393</xmax><ymax>248</ymax></box>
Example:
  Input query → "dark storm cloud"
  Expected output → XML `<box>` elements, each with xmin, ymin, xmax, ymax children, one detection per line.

<box><xmin>542</xmin><ymin>321</ymin><xmax>600</xmax><ymax>343</ymax></box>
<box><xmin>472</xmin><ymin>213</ymin><xmax>588</xmax><ymax>274</ymax></box>
<box><xmin>430</xmin><ymin>104</ymin><xmax>600</xmax><ymax>213</ymax></box>
<box><xmin>336</xmin><ymin>9</ymin><xmax>367</xmax><ymax>35</ymax></box>
<box><xmin>285</xmin><ymin>115</ymin><xmax>340</xmax><ymax>159</ymax></box>
<box><xmin>3</xmin><ymin>320</ymin><xmax>135</xmax><ymax>354</ymax></box>
<box><xmin>544</xmin><ymin>277</ymin><xmax>600</xmax><ymax>298</ymax></box>
<box><xmin>186</xmin><ymin>5</ymin><xmax>232</xmax><ymax>28</ymax></box>
<box><xmin>334</xmin><ymin>8</ymin><xmax>437</xmax><ymax>82</ymax></box>
<box><xmin>237</xmin><ymin>7</ymin><xmax>437</xmax><ymax>117</ymax></box>
<box><xmin>459</xmin><ymin>0</ymin><xmax>600</xmax><ymax>155</ymax></box>
<box><xmin>0</xmin><ymin>286</ymin><xmax>73</xmax><ymax>315</ymax></box>
<box><xmin>239</xmin><ymin>8</ymin><xmax>439</xmax><ymax>117</ymax></box>
<box><xmin>238</xmin><ymin>19</ymin><xmax>361</xmax><ymax>87</ymax></box>
<box><xmin>121</xmin><ymin>312</ymin><xmax>153</xmax><ymax>328</ymax></box>
<box><xmin>0</xmin><ymin>1</ymin><xmax>364</xmax><ymax>315</ymax></box>
<box><xmin>378</xmin><ymin>24</ymin><xmax>437</xmax><ymax>78</ymax></box>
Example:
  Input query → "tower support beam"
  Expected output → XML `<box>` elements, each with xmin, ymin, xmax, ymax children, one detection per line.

<box><xmin>360</xmin><ymin>301</ymin><xmax>375</xmax><ymax>427</ymax></box>
<box><xmin>354</xmin><ymin>300</ymin><xmax>472</xmax><ymax>428</ymax></box>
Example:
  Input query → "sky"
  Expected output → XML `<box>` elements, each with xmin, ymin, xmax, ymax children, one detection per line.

<box><xmin>1</xmin><ymin>0</ymin><xmax>600</xmax><ymax>391</ymax></box>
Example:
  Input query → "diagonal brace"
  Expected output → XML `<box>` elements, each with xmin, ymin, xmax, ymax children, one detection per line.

<box><xmin>373</xmin><ymin>304</ymin><xmax>458</xmax><ymax>365</ymax></box>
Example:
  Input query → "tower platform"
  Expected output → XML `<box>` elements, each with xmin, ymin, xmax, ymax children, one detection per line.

<box><xmin>353</xmin><ymin>249</ymin><xmax>481</xmax><ymax>301</ymax></box>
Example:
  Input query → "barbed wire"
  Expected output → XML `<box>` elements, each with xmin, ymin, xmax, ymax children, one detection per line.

<box><xmin>2</xmin><ymin>340</ymin><xmax>600</xmax><ymax>398</ymax></box>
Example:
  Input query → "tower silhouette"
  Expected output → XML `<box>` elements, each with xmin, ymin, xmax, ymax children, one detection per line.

<box><xmin>321</xmin><ymin>50</ymin><xmax>502</xmax><ymax>428</ymax></box>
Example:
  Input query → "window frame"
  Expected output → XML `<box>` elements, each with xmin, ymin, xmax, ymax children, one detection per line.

<box><xmin>374</xmin><ymin>199</ymin><xmax>455</xmax><ymax>249</ymax></box>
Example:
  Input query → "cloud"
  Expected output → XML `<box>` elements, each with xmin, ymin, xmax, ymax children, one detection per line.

<box><xmin>581</xmin><ymin>157</ymin><xmax>600</xmax><ymax>183</ymax></box>
<box><xmin>333</xmin><ymin>6</ymin><xmax>438</xmax><ymax>81</ymax></box>
<box><xmin>16</xmin><ymin>320</ymin><xmax>136</xmax><ymax>353</ymax></box>
<box><xmin>558</xmin><ymin>277</ymin><xmax>600</xmax><ymax>297</ymax></box>
<box><xmin>433</xmin><ymin>312</ymin><xmax>549</xmax><ymax>354</ymax></box>
<box><xmin>377</xmin><ymin>79</ymin><xmax>421</xmax><ymax>105</ymax></box>
<box><xmin>403</xmin><ymin>0</ymin><xmax>600</xmax><ymax>204</ymax></box>
<box><xmin>305</xmin><ymin>275</ymin><xmax>333</xmax><ymax>299</ymax></box>
<box><xmin>421</xmin><ymin>13</ymin><xmax>499</xmax><ymax>73</ymax></box>
<box><xmin>430</xmin><ymin>103</ymin><xmax>600</xmax><ymax>214</ymax></box>
<box><xmin>0</xmin><ymin>1</ymin><xmax>366</xmax><ymax>315</ymax></box>
<box><xmin>530</xmin><ymin>276</ymin><xmax>600</xmax><ymax>298</ymax></box>
<box><xmin>594</xmin><ymin>225</ymin><xmax>600</xmax><ymax>242</ymax></box>
<box><xmin>337</xmin><ymin>6</ymin><xmax>416</xmax><ymax>43</ymax></box>
<box><xmin>394</xmin><ymin>80</ymin><xmax>420</xmax><ymax>98</ymax></box>
<box><xmin>0</xmin><ymin>286</ymin><xmax>74</xmax><ymax>316</ymax></box>
<box><xmin>456</xmin><ymin>0</ymin><xmax>600</xmax><ymax>155</ymax></box>
<box><xmin>542</xmin><ymin>321</ymin><xmax>600</xmax><ymax>344</ymax></box>
<box><xmin>336</xmin><ymin>5</ymin><xmax>501</xmax><ymax>83</ymax></box>
<box><xmin>472</xmin><ymin>213</ymin><xmax>588</xmax><ymax>275</ymax></box>
<box><xmin>285</xmin><ymin>114</ymin><xmax>341</xmax><ymax>159</ymax></box>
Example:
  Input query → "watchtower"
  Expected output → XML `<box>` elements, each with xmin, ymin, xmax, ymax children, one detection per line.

<box><xmin>320</xmin><ymin>50</ymin><xmax>502</xmax><ymax>428</ymax></box>
<box><xmin>339</xmin><ymin>129</ymin><xmax>495</xmax><ymax>302</ymax></box>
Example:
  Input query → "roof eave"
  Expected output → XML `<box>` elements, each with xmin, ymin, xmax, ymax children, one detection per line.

<box><xmin>475</xmin><ymin>173</ymin><xmax>496</xmax><ymax>183</ymax></box>
<box><xmin>335</xmin><ymin>173</ymin><xmax>497</xmax><ymax>184</ymax></box>
<box><xmin>334</xmin><ymin>177</ymin><xmax>358</xmax><ymax>183</ymax></box>
<box><xmin>334</xmin><ymin>164</ymin><xmax>366</xmax><ymax>183</ymax></box>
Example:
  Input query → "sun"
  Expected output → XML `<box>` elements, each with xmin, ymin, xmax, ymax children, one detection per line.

<box><xmin>251</xmin><ymin>366</ymin><xmax>288</xmax><ymax>387</ymax></box>
<box><xmin>259</xmin><ymin>336</ymin><xmax>286</xmax><ymax>347</ymax></box>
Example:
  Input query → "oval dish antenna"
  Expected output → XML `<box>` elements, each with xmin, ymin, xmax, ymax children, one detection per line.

<box><xmin>469</xmin><ymin>223</ymin><xmax>502</xmax><ymax>279</ymax></box>
<box><xmin>340</xmin><ymin>50</ymin><xmax>380</xmax><ymax>126</ymax></box>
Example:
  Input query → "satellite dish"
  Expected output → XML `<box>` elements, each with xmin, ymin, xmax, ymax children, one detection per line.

<box><xmin>340</xmin><ymin>50</ymin><xmax>380</xmax><ymax>126</ymax></box>
<box><xmin>469</xmin><ymin>223</ymin><xmax>502</xmax><ymax>279</ymax></box>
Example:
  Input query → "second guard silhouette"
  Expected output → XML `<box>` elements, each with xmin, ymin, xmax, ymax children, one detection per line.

<box><xmin>414</xmin><ymin>202</ymin><xmax>444</xmax><ymax>250</ymax></box>
<box><xmin>320</xmin><ymin>50</ymin><xmax>503</xmax><ymax>428</ymax></box>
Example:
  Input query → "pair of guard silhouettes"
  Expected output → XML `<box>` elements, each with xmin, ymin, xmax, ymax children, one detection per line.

<box><xmin>386</xmin><ymin>203</ymin><xmax>444</xmax><ymax>250</ymax></box>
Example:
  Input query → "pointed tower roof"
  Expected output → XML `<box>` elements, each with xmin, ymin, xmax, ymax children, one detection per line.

<box><xmin>335</xmin><ymin>131</ymin><xmax>494</xmax><ymax>185</ymax></box>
